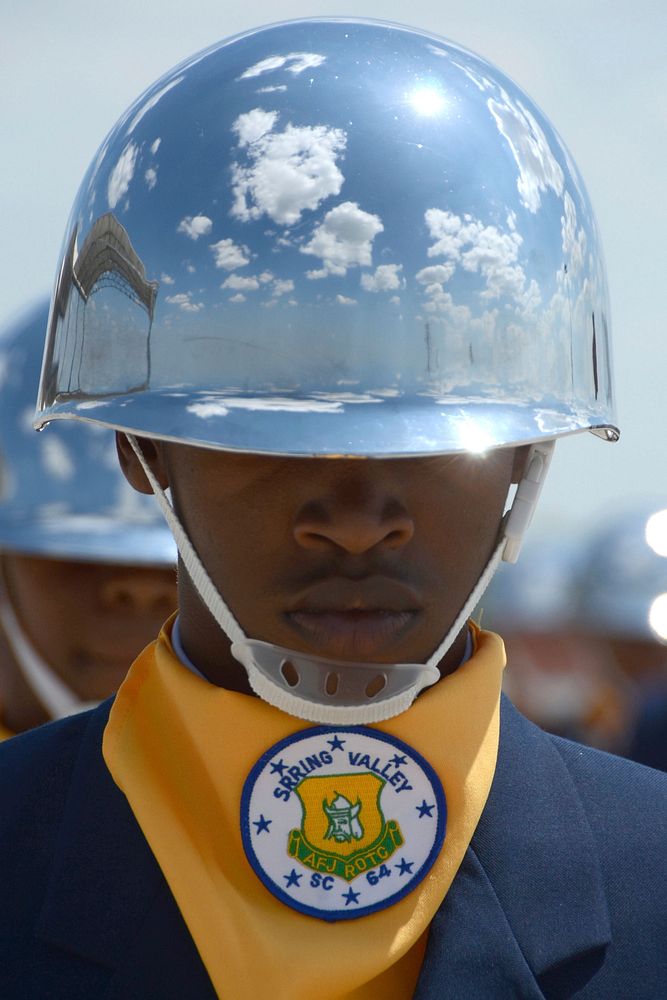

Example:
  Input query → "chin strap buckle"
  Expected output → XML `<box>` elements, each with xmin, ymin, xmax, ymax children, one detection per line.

<box><xmin>503</xmin><ymin>440</ymin><xmax>555</xmax><ymax>564</ymax></box>
<box><xmin>231</xmin><ymin>638</ymin><xmax>441</xmax><ymax>724</ymax></box>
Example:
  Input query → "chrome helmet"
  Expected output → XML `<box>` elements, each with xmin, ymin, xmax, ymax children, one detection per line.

<box><xmin>0</xmin><ymin>300</ymin><xmax>176</xmax><ymax>565</ymax></box>
<box><xmin>35</xmin><ymin>19</ymin><xmax>618</xmax><ymax>723</ymax></box>
<box><xmin>36</xmin><ymin>18</ymin><xmax>616</xmax><ymax>456</ymax></box>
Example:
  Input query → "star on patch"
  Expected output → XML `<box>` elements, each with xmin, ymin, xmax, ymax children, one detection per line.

<box><xmin>416</xmin><ymin>799</ymin><xmax>435</xmax><ymax>818</ymax></box>
<box><xmin>390</xmin><ymin>753</ymin><xmax>408</xmax><ymax>767</ymax></box>
<box><xmin>327</xmin><ymin>735</ymin><xmax>346</xmax><ymax>751</ymax></box>
<box><xmin>270</xmin><ymin>758</ymin><xmax>287</xmax><ymax>776</ymax></box>
<box><xmin>395</xmin><ymin>857</ymin><xmax>414</xmax><ymax>876</ymax></box>
<box><xmin>253</xmin><ymin>814</ymin><xmax>272</xmax><ymax>834</ymax></box>
<box><xmin>342</xmin><ymin>886</ymin><xmax>360</xmax><ymax>906</ymax></box>
<box><xmin>284</xmin><ymin>869</ymin><xmax>302</xmax><ymax>888</ymax></box>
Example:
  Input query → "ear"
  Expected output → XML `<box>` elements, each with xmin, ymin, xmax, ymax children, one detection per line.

<box><xmin>116</xmin><ymin>432</ymin><xmax>169</xmax><ymax>495</ymax></box>
<box><xmin>511</xmin><ymin>444</ymin><xmax>532</xmax><ymax>485</ymax></box>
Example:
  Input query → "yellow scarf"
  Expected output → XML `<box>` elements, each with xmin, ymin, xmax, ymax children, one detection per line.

<box><xmin>104</xmin><ymin>619</ymin><xmax>506</xmax><ymax>999</ymax></box>
<box><xmin>0</xmin><ymin>699</ymin><xmax>14</xmax><ymax>741</ymax></box>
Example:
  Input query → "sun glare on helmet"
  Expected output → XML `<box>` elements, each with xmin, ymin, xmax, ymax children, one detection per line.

<box><xmin>648</xmin><ymin>592</ymin><xmax>667</xmax><ymax>643</ymax></box>
<box><xmin>409</xmin><ymin>86</ymin><xmax>446</xmax><ymax>116</ymax></box>
<box><xmin>456</xmin><ymin>419</ymin><xmax>493</xmax><ymax>455</ymax></box>
<box><xmin>645</xmin><ymin>509</ymin><xmax>667</xmax><ymax>557</ymax></box>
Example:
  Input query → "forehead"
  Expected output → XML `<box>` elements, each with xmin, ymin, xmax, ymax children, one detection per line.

<box><xmin>161</xmin><ymin>440</ymin><xmax>517</xmax><ymax>493</ymax></box>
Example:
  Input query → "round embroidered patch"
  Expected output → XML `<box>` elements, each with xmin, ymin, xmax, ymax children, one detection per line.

<box><xmin>241</xmin><ymin>726</ymin><xmax>446</xmax><ymax>921</ymax></box>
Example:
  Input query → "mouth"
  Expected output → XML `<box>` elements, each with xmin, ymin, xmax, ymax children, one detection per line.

<box><xmin>285</xmin><ymin>576</ymin><xmax>422</xmax><ymax>659</ymax></box>
<box><xmin>286</xmin><ymin>609</ymin><xmax>419</xmax><ymax>659</ymax></box>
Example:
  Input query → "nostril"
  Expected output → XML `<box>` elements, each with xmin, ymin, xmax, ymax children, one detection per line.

<box><xmin>107</xmin><ymin>586</ymin><xmax>133</xmax><ymax>608</ymax></box>
<box><xmin>100</xmin><ymin>571</ymin><xmax>177</xmax><ymax>613</ymax></box>
<box><xmin>281</xmin><ymin>660</ymin><xmax>300</xmax><ymax>687</ymax></box>
<box><xmin>294</xmin><ymin>517</ymin><xmax>414</xmax><ymax>555</ymax></box>
<box><xmin>385</xmin><ymin>528</ymin><xmax>410</xmax><ymax>548</ymax></box>
<box><xmin>293</xmin><ymin>529</ymin><xmax>334</xmax><ymax>551</ymax></box>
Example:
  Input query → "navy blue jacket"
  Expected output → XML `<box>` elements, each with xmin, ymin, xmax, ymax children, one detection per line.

<box><xmin>1</xmin><ymin>696</ymin><xmax>666</xmax><ymax>998</ymax></box>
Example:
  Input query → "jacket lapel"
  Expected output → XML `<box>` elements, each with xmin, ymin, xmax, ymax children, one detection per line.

<box><xmin>35</xmin><ymin>700</ymin><xmax>216</xmax><ymax>999</ymax></box>
<box><xmin>415</xmin><ymin>697</ymin><xmax>611</xmax><ymax>998</ymax></box>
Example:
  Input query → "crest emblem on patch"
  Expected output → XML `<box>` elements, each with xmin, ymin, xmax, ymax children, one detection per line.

<box><xmin>241</xmin><ymin>726</ymin><xmax>446</xmax><ymax>921</ymax></box>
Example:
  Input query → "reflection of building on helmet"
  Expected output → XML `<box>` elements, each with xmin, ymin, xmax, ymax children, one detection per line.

<box><xmin>34</xmin><ymin>20</ymin><xmax>618</xmax><ymax>723</ymax></box>
<box><xmin>0</xmin><ymin>301</ymin><xmax>176</xmax><ymax>729</ymax></box>
<box><xmin>46</xmin><ymin>217</ymin><xmax>159</xmax><ymax>401</ymax></box>
<box><xmin>74</xmin><ymin>215</ymin><xmax>158</xmax><ymax>321</ymax></box>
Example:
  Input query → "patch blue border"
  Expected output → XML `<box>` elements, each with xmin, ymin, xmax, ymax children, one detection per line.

<box><xmin>240</xmin><ymin>725</ymin><xmax>447</xmax><ymax>922</ymax></box>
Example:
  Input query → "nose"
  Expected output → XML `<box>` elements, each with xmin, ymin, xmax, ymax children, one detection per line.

<box><xmin>293</xmin><ymin>477</ymin><xmax>414</xmax><ymax>555</ymax></box>
<box><xmin>99</xmin><ymin>567</ymin><xmax>177</xmax><ymax>615</ymax></box>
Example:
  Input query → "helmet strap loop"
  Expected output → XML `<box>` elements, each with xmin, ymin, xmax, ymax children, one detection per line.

<box><xmin>502</xmin><ymin>441</ymin><xmax>555</xmax><ymax>564</ymax></box>
<box><xmin>0</xmin><ymin>597</ymin><xmax>99</xmax><ymax>721</ymax></box>
<box><xmin>127</xmin><ymin>435</ymin><xmax>246</xmax><ymax>647</ymax></box>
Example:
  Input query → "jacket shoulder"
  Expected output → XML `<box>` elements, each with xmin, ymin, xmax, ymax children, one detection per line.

<box><xmin>549</xmin><ymin>728</ymin><xmax>667</xmax><ymax>849</ymax></box>
<box><xmin>0</xmin><ymin>703</ymin><xmax>111</xmax><ymax>872</ymax></box>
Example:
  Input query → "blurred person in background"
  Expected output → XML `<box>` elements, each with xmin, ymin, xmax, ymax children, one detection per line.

<box><xmin>570</xmin><ymin>504</ymin><xmax>667</xmax><ymax>768</ymax></box>
<box><xmin>480</xmin><ymin>537</ymin><xmax>635</xmax><ymax>752</ymax></box>
<box><xmin>0</xmin><ymin>301</ymin><xmax>177</xmax><ymax>738</ymax></box>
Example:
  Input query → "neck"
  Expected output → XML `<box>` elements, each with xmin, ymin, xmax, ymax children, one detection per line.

<box><xmin>178</xmin><ymin>584</ymin><xmax>254</xmax><ymax>694</ymax></box>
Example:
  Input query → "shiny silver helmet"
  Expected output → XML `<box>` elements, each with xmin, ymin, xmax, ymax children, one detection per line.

<box><xmin>0</xmin><ymin>300</ymin><xmax>176</xmax><ymax>565</ymax></box>
<box><xmin>36</xmin><ymin>18</ymin><xmax>617</xmax><ymax>456</ymax></box>
<box><xmin>34</xmin><ymin>19</ymin><xmax>619</xmax><ymax>723</ymax></box>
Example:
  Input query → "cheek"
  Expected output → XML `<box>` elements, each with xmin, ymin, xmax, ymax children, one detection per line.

<box><xmin>36</xmin><ymin>577</ymin><xmax>94</xmax><ymax>626</ymax></box>
<box><xmin>194</xmin><ymin>502</ymin><xmax>282</xmax><ymax>589</ymax></box>
<box><xmin>410</xmin><ymin>468</ymin><xmax>511</xmax><ymax>584</ymax></box>
<box><xmin>13</xmin><ymin>580</ymin><xmax>82</xmax><ymax>658</ymax></box>
<box><xmin>419</xmin><ymin>471</ymin><xmax>508</xmax><ymax>533</ymax></box>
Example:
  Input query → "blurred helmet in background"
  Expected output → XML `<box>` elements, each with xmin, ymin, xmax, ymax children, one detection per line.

<box><xmin>572</xmin><ymin>503</ymin><xmax>667</xmax><ymax>646</ymax></box>
<box><xmin>481</xmin><ymin>534</ymin><xmax>635</xmax><ymax>749</ymax></box>
<box><xmin>0</xmin><ymin>300</ymin><xmax>176</xmax><ymax>566</ymax></box>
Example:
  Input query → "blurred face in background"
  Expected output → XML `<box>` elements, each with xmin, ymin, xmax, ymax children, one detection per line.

<box><xmin>500</xmin><ymin>627</ymin><xmax>637</xmax><ymax>753</ymax></box>
<box><xmin>0</xmin><ymin>552</ymin><xmax>176</xmax><ymax>733</ymax></box>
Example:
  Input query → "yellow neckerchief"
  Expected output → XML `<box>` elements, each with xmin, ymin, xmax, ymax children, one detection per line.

<box><xmin>0</xmin><ymin>696</ymin><xmax>14</xmax><ymax>741</ymax></box>
<box><xmin>104</xmin><ymin>618</ymin><xmax>506</xmax><ymax>1000</ymax></box>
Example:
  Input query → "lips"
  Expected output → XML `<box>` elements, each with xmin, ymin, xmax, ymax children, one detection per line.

<box><xmin>285</xmin><ymin>576</ymin><xmax>422</xmax><ymax>659</ymax></box>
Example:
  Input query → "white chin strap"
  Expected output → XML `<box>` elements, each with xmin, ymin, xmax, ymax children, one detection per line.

<box><xmin>0</xmin><ymin>600</ymin><xmax>100</xmax><ymax>721</ymax></box>
<box><xmin>128</xmin><ymin>436</ymin><xmax>553</xmax><ymax>724</ymax></box>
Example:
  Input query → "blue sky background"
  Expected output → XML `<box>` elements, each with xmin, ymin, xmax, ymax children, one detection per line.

<box><xmin>1</xmin><ymin>0</ymin><xmax>665</xmax><ymax>542</ymax></box>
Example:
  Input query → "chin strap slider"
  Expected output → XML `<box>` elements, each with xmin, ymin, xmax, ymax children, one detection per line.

<box><xmin>502</xmin><ymin>440</ymin><xmax>555</xmax><ymax>564</ymax></box>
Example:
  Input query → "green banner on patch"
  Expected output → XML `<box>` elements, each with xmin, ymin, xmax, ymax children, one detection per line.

<box><xmin>288</xmin><ymin>820</ymin><xmax>404</xmax><ymax>882</ymax></box>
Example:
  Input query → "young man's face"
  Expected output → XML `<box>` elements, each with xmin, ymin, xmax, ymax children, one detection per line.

<box><xmin>1</xmin><ymin>554</ymin><xmax>176</xmax><ymax>707</ymax></box>
<box><xmin>120</xmin><ymin>436</ymin><xmax>523</xmax><ymax>692</ymax></box>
